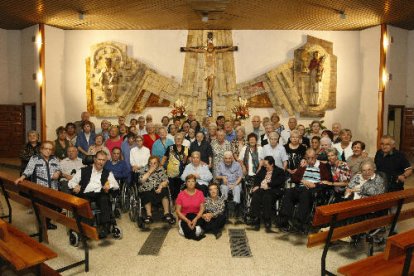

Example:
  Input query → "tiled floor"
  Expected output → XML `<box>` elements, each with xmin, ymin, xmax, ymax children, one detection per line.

<box><xmin>0</xmin><ymin>166</ymin><xmax>413</xmax><ymax>275</ymax></box>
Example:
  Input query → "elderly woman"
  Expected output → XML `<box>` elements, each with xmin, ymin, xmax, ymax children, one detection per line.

<box><xmin>143</xmin><ymin>123</ymin><xmax>160</xmax><ymax>153</ymax></box>
<box><xmin>249</xmin><ymin>156</ymin><xmax>285</xmax><ymax>231</ymax></box>
<box><xmin>239</xmin><ymin>133</ymin><xmax>264</xmax><ymax>187</ymax></box>
<box><xmin>306</xmin><ymin>120</ymin><xmax>322</xmax><ymax>139</ymax></box>
<box><xmin>322</xmin><ymin>148</ymin><xmax>351</xmax><ymax>196</ymax></box>
<box><xmin>176</xmin><ymin>174</ymin><xmax>206</xmax><ymax>241</ymax></box>
<box><xmin>201</xmin><ymin>182</ymin><xmax>226</xmax><ymax>239</ymax></box>
<box><xmin>284</xmin><ymin>130</ymin><xmax>307</xmax><ymax>176</ymax></box>
<box><xmin>181</xmin><ymin>151</ymin><xmax>213</xmax><ymax>196</ymax></box>
<box><xmin>152</xmin><ymin>127</ymin><xmax>174</xmax><ymax>161</ymax></box>
<box><xmin>231</xmin><ymin>126</ymin><xmax>246</xmax><ymax>160</ymax></box>
<box><xmin>270</xmin><ymin>113</ymin><xmax>284</xmax><ymax>134</ymax></box>
<box><xmin>333</xmin><ymin>129</ymin><xmax>353</xmax><ymax>161</ymax></box>
<box><xmin>20</xmin><ymin>130</ymin><xmax>41</xmax><ymax>174</ymax></box>
<box><xmin>190</xmin><ymin>120</ymin><xmax>201</xmax><ymax>133</ymax></box>
<box><xmin>161</xmin><ymin>133</ymin><xmax>188</xmax><ymax>200</ymax></box>
<box><xmin>346</xmin><ymin>141</ymin><xmax>370</xmax><ymax>177</ymax></box>
<box><xmin>318</xmin><ymin>136</ymin><xmax>332</xmax><ymax>162</ymax></box>
<box><xmin>161</xmin><ymin>116</ymin><xmax>170</xmax><ymax>128</ymax></box>
<box><xmin>206</xmin><ymin>123</ymin><xmax>218</xmax><ymax>143</ymax></box>
<box><xmin>54</xmin><ymin>126</ymin><xmax>70</xmax><ymax>160</ymax></box>
<box><xmin>138</xmin><ymin>156</ymin><xmax>174</xmax><ymax>224</ymax></box>
<box><xmin>87</xmin><ymin>134</ymin><xmax>111</xmax><ymax>157</ymax></box>
<box><xmin>296</xmin><ymin>124</ymin><xmax>310</xmax><ymax>148</ymax></box>
<box><xmin>189</xmin><ymin>131</ymin><xmax>213</xmax><ymax>168</ymax></box>
<box><xmin>345</xmin><ymin>160</ymin><xmax>385</xmax><ymax>200</ymax></box>
<box><xmin>211</xmin><ymin>129</ymin><xmax>232</xmax><ymax>175</ymax></box>
<box><xmin>105</xmin><ymin>126</ymin><xmax>123</xmax><ymax>154</ymax></box>
<box><xmin>75</xmin><ymin>121</ymin><xmax>96</xmax><ymax>158</ymax></box>
<box><xmin>187</xmin><ymin>128</ymin><xmax>196</xmax><ymax>143</ymax></box>
<box><xmin>65</xmin><ymin>122</ymin><xmax>77</xmax><ymax>146</ymax></box>
<box><xmin>200</xmin><ymin>117</ymin><xmax>210</xmax><ymax>135</ymax></box>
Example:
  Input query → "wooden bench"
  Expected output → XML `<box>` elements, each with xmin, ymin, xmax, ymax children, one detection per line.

<box><xmin>0</xmin><ymin>171</ymin><xmax>99</xmax><ymax>273</ymax></box>
<box><xmin>338</xmin><ymin>228</ymin><xmax>414</xmax><ymax>275</ymax></box>
<box><xmin>307</xmin><ymin>188</ymin><xmax>414</xmax><ymax>276</ymax></box>
<box><xmin>0</xmin><ymin>219</ymin><xmax>60</xmax><ymax>276</ymax></box>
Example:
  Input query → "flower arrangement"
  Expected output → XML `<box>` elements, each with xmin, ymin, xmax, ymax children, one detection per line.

<box><xmin>232</xmin><ymin>97</ymin><xmax>250</xmax><ymax>120</ymax></box>
<box><xmin>169</xmin><ymin>99</ymin><xmax>188</xmax><ymax>119</ymax></box>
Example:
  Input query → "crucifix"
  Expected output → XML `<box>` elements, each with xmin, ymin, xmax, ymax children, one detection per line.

<box><xmin>180</xmin><ymin>32</ymin><xmax>238</xmax><ymax>116</ymax></box>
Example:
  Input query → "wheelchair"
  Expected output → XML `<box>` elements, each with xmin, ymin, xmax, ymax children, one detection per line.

<box><xmin>128</xmin><ymin>180</ymin><xmax>176</xmax><ymax>230</ymax></box>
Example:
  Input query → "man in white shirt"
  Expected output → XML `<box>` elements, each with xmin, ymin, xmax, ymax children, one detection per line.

<box><xmin>59</xmin><ymin>146</ymin><xmax>84</xmax><ymax>193</ymax></box>
<box><xmin>280</xmin><ymin>117</ymin><xmax>297</xmax><ymax>145</ymax></box>
<box><xmin>68</xmin><ymin>150</ymin><xmax>119</xmax><ymax>237</ymax></box>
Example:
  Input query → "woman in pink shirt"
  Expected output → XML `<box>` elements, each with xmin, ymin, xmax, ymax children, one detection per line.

<box><xmin>105</xmin><ymin>126</ymin><xmax>123</xmax><ymax>154</ymax></box>
<box><xmin>176</xmin><ymin>174</ymin><xmax>205</xmax><ymax>240</ymax></box>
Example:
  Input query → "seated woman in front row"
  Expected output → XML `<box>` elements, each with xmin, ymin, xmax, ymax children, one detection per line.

<box><xmin>138</xmin><ymin>156</ymin><xmax>174</xmax><ymax>224</ymax></box>
<box><xmin>249</xmin><ymin>156</ymin><xmax>285</xmax><ymax>232</ymax></box>
<box><xmin>176</xmin><ymin>174</ymin><xmax>206</xmax><ymax>241</ymax></box>
<box><xmin>202</xmin><ymin>183</ymin><xmax>226</xmax><ymax>239</ymax></box>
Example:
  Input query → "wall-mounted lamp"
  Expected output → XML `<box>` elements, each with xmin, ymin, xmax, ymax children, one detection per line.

<box><xmin>338</xmin><ymin>10</ymin><xmax>346</xmax><ymax>20</ymax></box>
<box><xmin>33</xmin><ymin>70</ymin><xmax>43</xmax><ymax>87</ymax></box>
<box><xmin>201</xmin><ymin>12</ymin><xmax>208</xmax><ymax>22</ymax></box>
<box><xmin>382</xmin><ymin>69</ymin><xmax>392</xmax><ymax>85</ymax></box>
<box><xmin>32</xmin><ymin>31</ymin><xmax>42</xmax><ymax>50</ymax></box>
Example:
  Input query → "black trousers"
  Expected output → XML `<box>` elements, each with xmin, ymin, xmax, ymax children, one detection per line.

<box><xmin>196</xmin><ymin>183</ymin><xmax>209</xmax><ymax>197</ymax></box>
<box><xmin>250</xmin><ymin>188</ymin><xmax>281</xmax><ymax>222</ymax></box>
<box><xmin>180</xmin><ymin>213</ymin><xmax>205</xmax><ymax>241</ymax></box>
<box><xmin>80</xmin><ymin>192</ymin><xmax>112</xmax><ymax>225</ymax></box>
<box><xmin>169</xmin><ymin>177</ymin><xmax>183</xmax><ymax>201</ymax></box>
<box><xmin>280</xmin><ymin>186</ymin><xmax>315</xmax><ymax>224</ymax></box>
<box><xmin>200</xmin><ymin>214</ymin><xmax>226</xmax><ymax>234</ymax></box>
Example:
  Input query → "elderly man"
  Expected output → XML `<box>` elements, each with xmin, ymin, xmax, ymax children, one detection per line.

<box><xmin>137</xmin><ymin>116</ymin><xmax>147</xmax><ymax>136</ymax></box>
<box><xmin>69</xmin><ymin>151</ymin><xmax>119</xmax><ymax>238</ymax></box>
<box><xmin>224</xmin><ymin>120</ymin><xmax>236</xmax><ymax>142</ymax></box>
<box><xmin>375</xmin><ymin>135</ymin><xmax>412</xmax><ymax>192</ymax></box>
<box><xmin>263</xmin><ymin>132</ymin><xmax>288</xmax><ymax>170</ymax></box>
<box><xmin>59</xmin><ymin>146</ymin><xmax>84</xmax><ymax>193</ymax></box>
<box><xmin>278</xmin><ymin>148</ymin><xmax>331</xmax><ymax>232</ymax></box>
<box><xmin>280</xmin><ymin>117</ymin><xmax>298</xmax><ymax>145</ymax></box>
<box><xmin>215</xmin><ymin>151</ymin><xmax>243</xmax><ymax>221</ymax></box>
<box><xmin>260</xmin><ymin>122</ymin><xmax>275</xmax><ymax>146</ymax></box>
<box><xmin>211</xmin><ymin>129</ymin><xmax>232</xmax><ymax>175</ymax></box>
<box><xmin>74</xmin><ymin>111</ymin><xmax>95</xmax><ymax>133</ymax></box>
<box><xmin>247</xmin><ymin>115</ymin><xmax>264</xmax><ymax>139</ymax></box>
<box><xmin>181</xmin><ymin>151</ymin><xmax>213</xmax><ymax>196</ymax></box>
<box><xmin>15</xmin><ymin>141</ymin><xmax>62</xmax><ymax>229</ymax></box>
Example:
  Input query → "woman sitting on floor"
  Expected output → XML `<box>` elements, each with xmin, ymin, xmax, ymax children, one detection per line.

<box><xmin>137</xmin><ymin>156</ymin><xmax>174</xmax><ymax>224</ymax></box>
<box><xmin>201</xmin><ymin>182</ymin><xmax>226</xmax><ymax>239</ymax></box>
<box><xmin>176</xmin><ymin>174</ymin><xmax>206</xmax><ymax>241</ymax></box>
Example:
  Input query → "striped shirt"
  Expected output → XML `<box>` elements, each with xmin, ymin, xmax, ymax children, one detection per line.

<box><xmin>302</xmin><ymin>160</ymin><xmax>321</xmax><ymax>184</ymax></box>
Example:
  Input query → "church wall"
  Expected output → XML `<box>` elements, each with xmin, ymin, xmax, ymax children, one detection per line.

<box><xmin>21</xmin><ymin>25</ymin><xmax>41</xmax><ymax>132</ymax></box>
<box><xmin>406</xmin><ymin>30</ymin><xmax>414</xmax><ymax>107</ymax></box>
<box><xmin>384</xmin><ymin>26</ymin><xmax>408</xmax><ymax>134</ymax></box>
<box><xmin>45</xmin><ymin>25</ymin><xmax>65</xmax><ymax>139</ymax></box>
<box><xmin>358</xmin><ymin>26</ymin><xmax>381</xmax><ymax>155</ymax></box>
<box><xmin>0</xmin><ymin>29</ymin><xmax>22</xmax><ymax>105</ymax></box>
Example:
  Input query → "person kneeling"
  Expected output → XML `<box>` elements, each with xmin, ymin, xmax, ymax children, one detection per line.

<box><xmin>202</xmin><ymin>183</ymin><xmax>226</xmax><ymax>239</ymax></box>
<box><xmin>68</xmin><ymin>150</ymin><xmax>119</xmax><ymax>238</ymax></box>
<box><xmin>249</xmin><ymin>156</ymin><xmax>285</xmax><ymax>232</ymax></box>
<box><xmin>137</xmin><ymin>156</ymin><xmax>174</xmax><ymax>224</ymax></box>
<box><xmin>176</xmin><ymin>175</ymin><xmax>206</xmax><ymax>241</ymax></box>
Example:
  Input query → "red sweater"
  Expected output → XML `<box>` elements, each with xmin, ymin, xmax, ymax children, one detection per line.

<box><xmin>143</xmin><ymin>134</ymin><xmax>159</xmax><ymax>153</ymax></box>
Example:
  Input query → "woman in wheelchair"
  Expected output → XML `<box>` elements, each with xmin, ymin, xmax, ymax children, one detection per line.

<box><xmin>137</xmin><ymin>156</ymin><xmax>174</xmax><ymax>224</ymax></box>
<box><xmin>249</xmin><ymin>156</ymin><xmax>285</xmax><ymax>232</ymax></box>
<box><xmin>323</xmin><ymin>148</ymin><xmax>351</xmax><ymax>201</ymax></box>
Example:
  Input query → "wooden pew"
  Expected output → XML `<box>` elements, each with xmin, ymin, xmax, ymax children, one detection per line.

<box><xmin>337</xmin><ymin>228</ymin><xmax>414</xmax><ymax>275</ymax></box>
<box><xmin>306</xmin><ymin>189</ymin><xmax>414</xmax><ymax>276</ymax></box>
<box><xmin>0</xmin><ymin>171</ymin><xmax>99</xmax><ymax>273</ymax></box>
<box><xmin>0</xmin><ymin>219</ymin><xmax>60</xmax><ymax>275</ymax></box>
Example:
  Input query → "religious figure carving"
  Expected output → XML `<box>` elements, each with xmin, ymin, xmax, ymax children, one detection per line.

<box><xmin>100</xmin><ymin>57</ymin><xmax>119</xmax><ymax>103</ymax></box>
<box><xmin>181</xmin><ymin>42</ymin><xmax>238</xmax><ymax>99</ymax></box>
<box><xmin>308</xmin><ymin>51</ymin><xmax>326</xmax><ymax>106</ymax></box>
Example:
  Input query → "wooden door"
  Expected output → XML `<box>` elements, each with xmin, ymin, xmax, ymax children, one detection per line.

<box><xmin>0</xmin><ymin>105</ymin><xmax>24</xmax><ymax>157</ymax></box>
<box><xmin>401</xmin><ymin>108</ymin><xmax>414</xmax><ymax>162</ymax></box>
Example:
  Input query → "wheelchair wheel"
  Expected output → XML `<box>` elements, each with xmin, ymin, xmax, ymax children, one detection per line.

<box><xmin>121</xmin><ymin>181</ymin><xmax>131</xmax><ymax>213</ymax></box>
<box><xmin>112</xmin><ymin>226</ymin><xmax>122</xmax><ymax>239</ymax></box>
<box><xmin>69</xmin><ymin>231</ymin><xmax>80</xmax><ymax>247</ymax></box>
<box><xmin>128</xmin><ymin>186</ymin><xmax>138</xmax><ymax>222</ymax></box>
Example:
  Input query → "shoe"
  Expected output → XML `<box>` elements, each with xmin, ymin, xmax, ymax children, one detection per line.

<box><xmin>47</xmin><ymin>223</ymin><xmax>57</xmax><ymax>230</ymax></box>
<box><xmin>214</xmin><ymin>231</ymin><xmax>222</xmax><ymax>239</ymax></box>
<box><xmin>144</xmin><ymin>216</ymin><xmax>153</xmax><ymax>224</ymax></box>
<box><xmin>195</xmin><ymin>226</ymin><xmax>204</xmax><ymax>237</ymax></box>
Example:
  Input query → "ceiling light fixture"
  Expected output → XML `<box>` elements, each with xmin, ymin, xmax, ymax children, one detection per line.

<box><xmin>338</xmin><ymin>10</ymin><xmax>346</xmax><ymax>20</ymax></box>
<box><xmin>79</xmin><ymin>12</ymin><xmax>85</xmax><ymax>20</ymax></box>
<box><xmin>201</xmin><ymin>12</ymin><xmax>209</xmax><ymax>23</ymax></box>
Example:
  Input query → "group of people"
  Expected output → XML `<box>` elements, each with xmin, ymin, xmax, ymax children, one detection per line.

<box><xmin>16</xmin><ymin>110</ymin><xmax>412</xmax><ymax>240</ymax></box>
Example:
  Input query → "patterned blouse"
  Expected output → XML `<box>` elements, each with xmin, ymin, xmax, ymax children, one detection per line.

<box><xmin>329</xmin><ymin>161</ymin><xmax>351</xmax><ymax>192</ymax></box>
<box><xmin>138</xmin><ymin>165</ymin><xmax>168</xmax><ymax>193</ymax></box>
<box><xmin>204</xmin><ymin>196</ymin><xmax>225</xmax><ymax>217</ymax></box>
<box><xmin>22</xmin><ymin>155</ymin><xmax>61</xmax><ymax>190</ymax></box>
<box><xmin>211</xmin><ymin>140</ymin><xmax>232</xmax><ymax>173</ymax></box>
<box><xmin>348</xmin><ymin>173</ymin><xmax>386</xmax><ymax>198</ymax></box>
<box><xmin>231</xmin><ymin>139</ymin><xmax>246</xmax><ymax>159</ymax></box>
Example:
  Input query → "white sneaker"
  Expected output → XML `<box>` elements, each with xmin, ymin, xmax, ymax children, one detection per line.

<box><xmin>195</xmin><ymin>226</ymin><xmax>204</xmax><ymax>237</ymax></box>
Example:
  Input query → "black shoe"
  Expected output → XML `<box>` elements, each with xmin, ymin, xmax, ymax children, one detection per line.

<box><xmin>47</xmin><ymin>223</ymin><xmax>57</xmax><ymax>230</ymax></box>
<box><xmin>214</xmin><ymin>231</ymin><xmax>222</xmax><ymax>239</ymax></box>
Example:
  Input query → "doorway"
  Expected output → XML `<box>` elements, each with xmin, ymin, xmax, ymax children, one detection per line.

<box><xmin>387</xmin><ymin>105</ymin><xmax>404</xmax><ymax>149</ymax></box>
